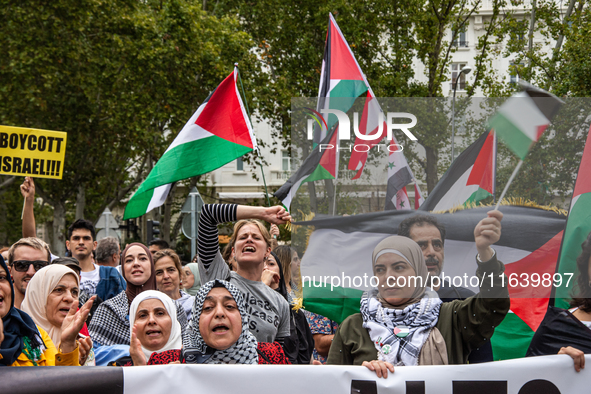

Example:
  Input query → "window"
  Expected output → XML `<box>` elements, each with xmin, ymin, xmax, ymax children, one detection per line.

<box><xmin>451</xmin><ymin>63</ymin><xmax>468</xmax><ymax>91</ymax></box>
<box><xmin>281</xmin><ymin>150</ymin><xmax>291</xmax><ymax>179</ymax></box>
<box><xmin>282</xmin><ymin>150</ymin><xmax>291</xmax><ymax>172</ymax></box>
<box><xmin>236</xmin><ymin>156</ymin><xmax>244</xmax><ymax>171</ymax></box>
<box><xmin>452</xmin><ymin>29</ymin><xmax>467</xmax><ymax>47</ymax></box>
<box><xmin>509</xmin><ymin>61</ymin><xmax>523</xmax><ymax>85</ymax></box>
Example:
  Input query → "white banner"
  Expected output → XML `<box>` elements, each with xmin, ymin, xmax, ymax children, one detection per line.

<box><xmin>123</xmin><ymin>355</ymin><xmax>590</xmax><ymax>394</ymax></box>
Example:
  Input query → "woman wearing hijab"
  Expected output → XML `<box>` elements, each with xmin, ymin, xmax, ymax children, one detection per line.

<box><xmin>327</xmin><ymin>234</ymin><xmax>509</xmax><ymax>376</ymax></box>
<box><xmin>3</xmin><ymin>260</ymin><xmax>94</xmax><ymax>366</ymax></box>
<box><xmin>262</xmin><ymin>252</ymin><xmax>314</xmax><ymax>364</ymax></box>
<box><xmin>183</xmin><ymin>262</ymin><xmax>201</xmax><ymax>296</ymax></box>
<box><xmin>21</xmin><ymin>264</ymin><xmax>95</xmax><ymax>366</ymax></box>
<box><xmin>144</xmin><ymin>279</ymin><xmax>289</xmax><ymax>364</ymax></box>
<box><xmin>113</xmin><ymin>290</ymin><xmax>182</xmax><ymax>366</ymax></box>
<box><xmin>88</xmin><ymin>243</ymin><xmax>187</xmax><ymax>347</ymax></box>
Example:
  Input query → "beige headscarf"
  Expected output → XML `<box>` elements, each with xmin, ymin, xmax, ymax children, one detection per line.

<box><xmin>369</xmin><ymin>235</ymin><xmax>448</xmax><ymax>365</ymax></box>
<box><xmin>21</xmin><ymin>264</ymin><xmax>80</xmax><ymax>346</ymax></box>
<box><xmin>371</xmin><ymin>235</ymin><xmax>430</xmax><ymax>309</ymax></box>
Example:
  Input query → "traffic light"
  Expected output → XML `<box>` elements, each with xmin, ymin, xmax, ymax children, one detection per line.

<box><xmin>147</xmin><ymin>220</ymin><xmax>160</xmax><ymax>244</ymax></box>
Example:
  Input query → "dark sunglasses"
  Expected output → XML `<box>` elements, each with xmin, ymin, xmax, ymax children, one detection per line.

<box><xmin>12</xmin><ymin>260</ymin><xmax>49</xmax><ymax>272</ymax></box>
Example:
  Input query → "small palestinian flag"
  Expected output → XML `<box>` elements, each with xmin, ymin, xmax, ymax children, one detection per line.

<box><xmin>553</xmin><ymin>125</ymin><xmax>591</xmax><ymax>308</ymax></box>
<box><xmin>414</xmin><ymin>183</ymin><xmax>425</xmax><ymax>209</ymax></box>
<box><xmin>420</xmin><ymin>130</ymin><xmax>496</xmax><ymax>212</ymax></box>
<box><xmin>384</xmin><ymin>135</ymin><xmax>414</xmax><ymax>211</ymax></box>
<box><xmin>123</xmin><ymin>67</ymin><xmax>256</xmax><ymax>219</ymax></box>
<box><xmin>276</xmin><ymin>13</ymin><xmax>368</xmax><ymax>210</ymax></box>
<box><xmin>313</xmin><ymin>13</ymin><xmax>368</xmax><ymax>145</ymax></box>
<box><xmin>488</xmin><ymin>83</ymin><xmax>563</xmax><ymax>160</ymax></box>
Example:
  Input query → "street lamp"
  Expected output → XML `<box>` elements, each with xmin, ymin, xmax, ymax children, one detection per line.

<box><xmin>451</xmin><ymin>66</ymin><xmax>472</xmax><ymax>162</ymax></box>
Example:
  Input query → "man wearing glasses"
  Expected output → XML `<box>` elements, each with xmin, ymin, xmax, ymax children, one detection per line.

<box><xmin>7</xmin><ymin>237</ymin><xmax>51</xmax><ymax>309</ymax></box>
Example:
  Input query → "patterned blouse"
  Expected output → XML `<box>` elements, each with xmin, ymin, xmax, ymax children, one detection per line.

<box><xmin>304</xmin><ymin>310</ymin><xmax>339</xmax><ymax>364</ymax></box>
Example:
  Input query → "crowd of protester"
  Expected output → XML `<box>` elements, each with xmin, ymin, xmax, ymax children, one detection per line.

<box><xmin>0</xmin><ymin>177</ymin><xmax>589</xmax><ymax>376</ymax></box>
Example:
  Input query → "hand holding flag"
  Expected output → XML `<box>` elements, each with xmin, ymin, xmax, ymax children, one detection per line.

<box><xmin>489</xmin><ymin>82</ymin><xmax>563</xmax><ymax>209</ymax></box>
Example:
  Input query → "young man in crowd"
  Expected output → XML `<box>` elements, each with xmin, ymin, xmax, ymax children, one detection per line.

<box><xmin>148</xmin><ymin>239</ymin><xmax>169</xmax><ymax>257</ymax></box>
<box><xmin>66</xmin><ymin>219</ymin><xmax>125</xmax><ymax>301</ymax></box>
<box><xmin>7</xmin><ymin>237</ymin><xmax>52</xmax><ymax>309</ymax></box>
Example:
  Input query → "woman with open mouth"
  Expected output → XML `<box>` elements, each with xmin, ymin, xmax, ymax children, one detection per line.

<box><xmin>109</xmin><ymin>290</ymin><xmax>182</xmax><ymax>366</ymax></box>
<box><xmin>18</xmin><ymin>263</ymin><xmax>95</xmax><ymax>366</ymax></box>
<box><xmin>139</xmin><ymin>279</ymin><xmax>290</xmax><ymax>365</ymax></box>
<box><xmin>197</xmin><ymin>204</ymin><xmax>292</xmax><ymax>348</ymax></box>
<box><xmin>89</xmin><ymin>243</ymin><xmax>188</xmax><ymax>348</ymax></box>
<box><xmin>327</xmin><ymin>235</ymin><xmax>509</xmax><ymax>378</ymax></box>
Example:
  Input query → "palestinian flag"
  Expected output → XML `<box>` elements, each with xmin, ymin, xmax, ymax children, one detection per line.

<box><xmin>348</xmin><ymin>91</ymin><xmax>385</xmax><ymax>179</ymax></box>
<box><xmin>553</xmin><ymin>125</ymin><xmax>591</xmax><ymax>308</ymax></box>
<box><xmin>275</xmin><ymin>14</ymin><xmax>369</xmax><ymax>210</ymax></box>
<box><xmin>313</xmin><ymin>13</ymin><xmax>368</xmax><ymax>145</ymax></box>
<box><xmin>384</xmin><ymin>135</ymin><xmax>415</xmax><ymax>210</ymax></box>
<box><xmin>420</xmin><ymin>130</ymin><xmax>496</xmax><ymax>212</ymax></box>
<box><xmin>295</xmin><ymin>205</ymin><xmax>565</xmax><ymax>358</ymax></box>
<box><xmin>488</xmin><ymin>83</ymin><xmax>563</xmax><ymax>160</ymax></box>
<box><xmin>275</xmin><ymin>127</ymin><xmax>338</xmax><ymax>211</ymax></box>
<box><xmin>123</xmin><ymin>67</ymin><xmax>256</xmax><ymax>219</ymax></box>
<box><xmin>415</xmin><ymin>183</ymin><xmax>425</xmax><ymax>209</ymax></box>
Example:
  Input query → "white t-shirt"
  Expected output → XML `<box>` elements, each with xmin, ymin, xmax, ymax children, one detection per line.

<box><xmin>80</xmin><ymin>263</ymin><xmax>101</xmax><ymax>295</ymax></box>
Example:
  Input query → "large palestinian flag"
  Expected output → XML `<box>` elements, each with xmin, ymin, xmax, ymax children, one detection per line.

<box><xmin>489</xmin><ymin>83</ymin><xmax>563</xmax><ymax>160</ymax></box>
<box><xmin>295</xmin><ymin>205</ymin><xmax>566</xmax><ymax>359</ymax></box>
<box><xmin>124</xmin><ymin>67</ymin><xmax>256</xmax><ymax>219</ymax></box>
<box><xmin>420</xmin><ymin>130</ymin><xmax>496</xmax><ymax>212</ymax></box>
<box><xmin>553</xmin><ymin>125</ymin><xmax>591</xmax><ymax>308</ymax></box>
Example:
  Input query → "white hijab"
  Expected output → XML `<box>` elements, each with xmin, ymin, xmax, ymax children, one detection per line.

<box><xmin>21</xmin><ymin>265</ymin><xmax>79</xmax><ymax>347</ymax></box>
<box><xmin>129</xmin><ymin>290</ymin><xmax>182</xmax><ymax>360</ymax></box>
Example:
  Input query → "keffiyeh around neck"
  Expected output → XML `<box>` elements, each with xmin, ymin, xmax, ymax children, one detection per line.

<box><xmin>361</xmin><ymin>288</ymin><xmax>442</xmax><ymax>366</ymax></box>
<box><xmin>129</xmin><ymin>290</ymin><xmax>182</xmax><ymax>360</ymax></box>
<box><xmin>188</xmin><ymin>279</ymin><xmax>257</xmax><ymax>364</ymax></box>
<box><xmin>20</xmin><ymin>264</ymin><xmax>79</xmax><ymax>347</ymax></box>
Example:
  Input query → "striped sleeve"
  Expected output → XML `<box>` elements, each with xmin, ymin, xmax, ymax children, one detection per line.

<box><xmin>198</xmin><ymin>204</ymin><xmax>237</xmax><ymax>268</ymax></box>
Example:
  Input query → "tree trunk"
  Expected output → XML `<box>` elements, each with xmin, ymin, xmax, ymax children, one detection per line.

<box><xmin>162</xmin><ymin>183</ymin><xmax>176</xmax><ymax>245</ymax></box>
<box><xmin>324</xmin><ymin>179</ymin><xmax>335</xmax><ymax>215</ymax></box>
<box><xmin>76</xmin><ymin>184</ymin><xmax>85</xmax><ymax>219</ymax></box>
<box><xmin>425</xmin><ymin>146</ymin><xmax>439</xmax><ymax>193</ymax></box>
<box><xmin>52</xmin><ymin>202</ymin><xmax>66</xmax><ymax>256</ymax></box>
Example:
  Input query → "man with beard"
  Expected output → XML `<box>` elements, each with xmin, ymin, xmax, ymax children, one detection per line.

<box><xmin>398</xmin><ymin>214</ymin><xmax>495</xmax><ymax>363</ymax></box>
<box><xmin>66</xmin><ymin>219</ymin><xmax>125</xmax><ymax>301</ymax></box>
<box><xmin>7</xmin><ymin>237</ymin><xmax>51</xmax><ymax>308</ymax></box>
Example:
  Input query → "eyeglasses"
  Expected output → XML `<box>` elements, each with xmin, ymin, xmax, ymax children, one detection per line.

<box><xmin>12</xmin><ymin>260</ymin><xmax>49</xmax><ymax>272</ymax></box>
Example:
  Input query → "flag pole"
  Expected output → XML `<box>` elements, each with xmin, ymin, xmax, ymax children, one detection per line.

<box><xmin>494</xmin><ymin>160</ymin><xmax>523</xmax><ymax>210</ymax></box>
<box><xmin>235</xmin><ymin>64</ymin><xmax>271</xmax><ymax>207</ymax></box>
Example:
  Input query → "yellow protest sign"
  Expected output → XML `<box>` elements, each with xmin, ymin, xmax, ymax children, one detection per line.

<box><xmin>0</xmin><ymin>125</ymin><xmax>67</xmax><ymax>179</ymax></box>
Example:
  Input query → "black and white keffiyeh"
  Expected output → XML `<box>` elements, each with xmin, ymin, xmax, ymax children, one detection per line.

<box><xmin>360</xmin><ymin>288</ymin><xmax>442</xmax><ymax>366</ymax></box>
<box><xmin>188</xmin><ymin>279</ymin><xmax>258</xmax><ymax>364</ymax></box>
